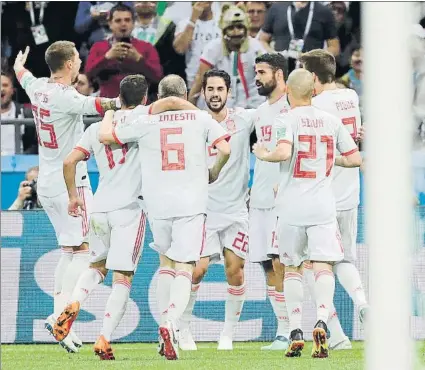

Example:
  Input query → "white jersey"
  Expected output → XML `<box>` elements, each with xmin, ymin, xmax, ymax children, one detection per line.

<box><xmin>207</xmin><ymin>107</ymin><xmax>255</xmax><ymax>214</ymax></box>
<box><xmin>75</xmin><ymin>108</ymin><xmax>148</xmax><ymax>213</ymax></box>
<box><xmin>200</xmin><ymin>37</ymin><xmax>266</xmax><ymax>108</ymax></box>
<box><xmin>274</xmin><ymin>106</ymin><xmax>358</xmax><ymax>226</ymax></box>
<box><xmin>250</xmin><ymin>96</ymin><xmax>290</xmax><ymax>209</ymax></box>
<box><xmin>113</xmin><ymin>110</ymin><xmax>229</xmax><ymax>219</ymax></box>
<box><xmin>18</xmin><ymin>70</ymin><xmax>103</xmax><ymax>197</ymax></box>
<box><xmin>312</xmin><ymin>89</ymin><xmax>362</xmax><ymax>210</ymax></box>
<box><xmin>175</xmin><ymin>18</ymin><xmax>221</xmax><ymax>88</ymax></box>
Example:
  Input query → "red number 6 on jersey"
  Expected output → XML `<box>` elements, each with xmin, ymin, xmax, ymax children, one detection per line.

<box><xmin>160</xmin><ymin>128</ymin><xmax>186</xmax><ymax>171</ymax></box>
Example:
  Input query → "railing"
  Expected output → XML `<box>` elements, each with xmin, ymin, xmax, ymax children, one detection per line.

<box><xmin>1</xmin><ymin>117</ymin><xmax>101</xmax><ymax>154</ymax></box>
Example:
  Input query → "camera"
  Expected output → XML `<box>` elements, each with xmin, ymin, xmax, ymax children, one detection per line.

<box><xmin>23</xmin><ymin>179</ymin><xmax>38</xmax><ymax>210</ymax></box>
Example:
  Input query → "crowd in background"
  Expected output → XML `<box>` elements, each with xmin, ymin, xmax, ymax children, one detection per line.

<box><xmin>1</xmin><ymin>1</ymin><xmax>424</xmax><ymax>156</ymax></box>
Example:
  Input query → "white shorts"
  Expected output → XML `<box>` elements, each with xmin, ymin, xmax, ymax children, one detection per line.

<box><xmin>150</xmin><ymin>214</ymin><xmax>206</xmax><ymax>263</ymax></box>
<box><xmin>89</xmin><ymin>202</ymin><xmax>146</xmax><ymax>271</ymax></box>
<box><xmin>201</xmin><ymin>210</ymin><xmax>249</xmax><ymax>261</ymax></box>
<box><xmin>248</xmin><ymin>207</ymin><xmax>278</xmax><ymax>262</ymax></box>
<box><xmin>277</xmin><ymin>220</ymin><xmax>344</xmax><ymax>267</ymax></box>
<box><xmin>39</xmin><ymin>187</ymin><xmax>93</xmax><ymax>247</ymax></box>
<box><xmin>336</xmin><ymin>208</ymin><xmax>358</xmax><ymax>263</ymax></box>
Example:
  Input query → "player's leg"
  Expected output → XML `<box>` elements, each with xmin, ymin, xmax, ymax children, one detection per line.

<box><xmin>38</xmin><ymin>193</ymin><xmax>80</xmax><ymax>353</ymax></box>
<box><xmin>53</xmin><ymin>211</ymin><xmax>110</xmax><ymax>342</ymax></box>
<box><xmin>159</xmin><ymin>214</ymin><xmax>205</xmax><ymax>360</ymax></box>
<box><xmin>279</xmin><ymin>221</ymin><xmax>307</xmax><ymax>358</ymax></box>
<box><xmin>179</xmin><ymin>214</ymin><xmax>221</xmax><ymax>350</ymax></box>
<box><xmin>94</xmin><ymin>270</ymin><xmax>134</xmax><ymax>361</ymax></box>
<box><xmin>218</xmin><ymin>215</ymin><xmax>249</xmax><ymax>350</ymax></box>
<box><xmin>308</xmin><ymin>221</ymin><xmax>344</xmax><ymax>358</ymax></box>
<box><xmin>334</xmin><ymin>209</ymin><xmax>368</xmax><ymax>318</ymax></box>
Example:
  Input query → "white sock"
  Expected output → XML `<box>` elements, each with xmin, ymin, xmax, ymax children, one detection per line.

<box><xmin>327</xmin><ymin>304</ymin><xmax>347</xmax><ymax>342</ymax></box>
<box><xmin>180</xmin><ymin>283</ymin><xmax>200</xmax><ymax>330</ymax></box>
<box><xmin>157</xmin><ymin>267</ymin><xmax>175</xmax><ymax>325</ymax></box>
<box><xmin>100</xmin><ymin>279</ymin><xmax>131</xmax><ymax>342</ymax></box>
<box><xmin>315</xmin><ymin>270</ymin><xmax>336</xmax><ymax>324</ymax></box>
<box><xmin>166</xmin><ymin>270</ymin><xmax>193</xmax><ymax>324</ymax></box>
<box><xmin>303</xmin><ymin>262</ymin><xmax>316</xmax><ymax>301</ymax></box>
<box><xmin>267</xmin><ymin>285</ymin><xmax>277</xmax><ymax>314</ymax></box>
<box><xmin>222</xmin><ymin>284</ymin><xmax>246</xmax><ymax>338</ymax></box>
<box><xmin>334</xmin><ymin>262</ymin><xmax>368</xmax><ymax>308</ymax></box>
<box><xmin>284</xmin><ymin>272</ymin><xmax>304</xmax><ymax>332</ymax></box>
<box><xmin>61</xmin><ymin>250</ymin><xmax>91</xmax><ymax>305</ymax></box>
<box><xmin>53</xmin><ymin>248</ymin><xmax>73</xmax><ymax>318</ymax></box>
<box><xmin>71</xmin><ymin>268</ymin><xmax>104</xmax><ymax>305</ymax></box>
<box><xmin>274</xmin><ymin>291</ymin><xmax>290</xmax><ymax>338</ymax></box>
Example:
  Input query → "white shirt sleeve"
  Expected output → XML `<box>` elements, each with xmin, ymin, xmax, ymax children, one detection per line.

<box><xmin>336</xmin><ymin>118</ymin><xmax>358</xmax><ymax>155</ymax></box>
<box><xmin>75</xmin><ymin>124</ymin><xmax>96</xmax><ymax>160</ymax></box>
<box><xmin>57</xmin><ymin>87</ymin><xmax>103</xmax><ymax>116</ymax></box>
<box><xmin>200</xmin><ymin>39</ymin><xmax>220</xmax><ymax>67</ymax></box>
<box><xmin>204</xmin><ymin>114</ymin><xmax>230</xmax><ymax>147</ymax></box>
<box><xmin>113</xmin><ymin>116</ymin><xmax>148</xmax><ymax>145</ymax></box>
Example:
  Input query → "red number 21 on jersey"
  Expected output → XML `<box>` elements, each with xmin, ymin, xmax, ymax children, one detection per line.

<box><xmin>293</xmin><ymin>135</ymin><xmax>334</xmax><ymax>178</ymax></box>
<box><xmin>160</xmin><ymin>128</ymin><xmax>185</xmax><ymax>171</ymax></box>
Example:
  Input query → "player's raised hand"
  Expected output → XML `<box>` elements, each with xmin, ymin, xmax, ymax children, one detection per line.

<box><xmin>68</xmin><ymin>196</ymin><xmax>85</xmax><ymax>217</ymax></box>
<box><xmin>14</xmin><ymin>46</ymin><xmax>30</xmax><ymax>73</ymax></box>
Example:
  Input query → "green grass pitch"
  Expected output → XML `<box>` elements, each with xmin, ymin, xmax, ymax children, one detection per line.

<box><xmin>2</xmin><ymin>342</ymin><xmax>425</xmax><ymax>370</ymax></box>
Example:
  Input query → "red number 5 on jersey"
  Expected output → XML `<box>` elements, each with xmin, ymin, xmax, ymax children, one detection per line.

<box><xmin>160</xmin><ymin>128</ymin><xmax>185</xmax><ymax>171</ymax></box>
<box><xmin>31</xmin><ymin>105</ymin><xmax>58</xmax><ymax>149</ymax></box>
<box><xmin>293</xmin><ymin>135</ymin><xmax>334</xmax><ymax>178</ymax></box>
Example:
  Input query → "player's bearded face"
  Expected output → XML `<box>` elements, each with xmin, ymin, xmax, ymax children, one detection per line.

<box><xmin>204</xmin><ymin>78</ymin><xmax>229</xmax><ymax>113</ymax></box>
<box><xmin>256</xmin><ymin>72</ymin><xmax>277</xmax><ymax>96</ymax></box>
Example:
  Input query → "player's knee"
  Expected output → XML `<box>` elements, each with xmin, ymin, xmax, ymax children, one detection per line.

<box><xmin>192</xmin><ymin>263</ymin><xmax>208</xmax><ymax>283</ymax></box>
<box><xmin>73</xmin><ymin>242</ymin><xmax>89</xmax><ymax>252</ymax></box>
<box><xmin>90</xmin><ymin>260</ymin><xmax>108</xmax><ymax>278</ymax></box>
<box><xmin>159</xmin><ymin>254</ymin><xmax>174</xmax><ymax>269</ymax></box>
<box><xmin>272</xmin><ymin>257</ymin><xmax>285</xmax><ymax>277</ymax></box>
<box><xmin>261</xmin><ymin>259</ymin><xmax>273</xmax><ymax>274</ymax></box>
<box><xmin>113</xmin><ymin>270</ymin><xmax>134</xmax><ymax>284</ymax></box>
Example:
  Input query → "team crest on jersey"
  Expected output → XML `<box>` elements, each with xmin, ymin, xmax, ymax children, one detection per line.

<box><xmin>280</xmin><ymin>107</ymin><xmax>288</xmax><ymax>113</ymax></box>
<box><xmin>225</xmin><ymin>119</ymin><xmax>236</xmax><ymax>133</ymax></box>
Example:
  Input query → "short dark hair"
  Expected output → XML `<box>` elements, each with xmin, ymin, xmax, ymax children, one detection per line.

<box><xmin>299</xmin><ymin>49</ymin><xmax>336</xmax><ymax>84</ymax></box>
<box><xmin>202</xmin><ymin>69</ymin><xmax>231</xmax><ymax>91</ymax></box>
<box><xmin>109</xmin><ymin>3</ymin><xmax>135</xmax><ymax>21</ymax></box>
<box><xmin>45</xmin><ymin>41</ymin><xmax>76</xmax><ymax>73</ymax></box>
<box><xmin>255</xmin><ymin>53</ymin><xmax>287</xmax><ymax>77</ymax></box>
<box><xmin>1</xmin><ymin>71</ymin><xmax>14</xmax><ymax>85</ymax></box>
<box><xmin>119</xmin><ymin>75</ymin><xmax>148</xmax><ymax>107</ymax></box>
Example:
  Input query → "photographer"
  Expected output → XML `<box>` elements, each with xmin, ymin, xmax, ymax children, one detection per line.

<box><xmin>8</xmin><ymin>166</ymin><xmax>42</xmax><ymax>210</ymax></box>
<box><xmin>85</xmin><ymin>3</ymin><xmax>162</xmax><ymax>98</ymax></box>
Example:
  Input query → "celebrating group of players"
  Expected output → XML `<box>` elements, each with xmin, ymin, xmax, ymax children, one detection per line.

<box><xmin>13</xmin><ymin>38</ymin><xmax>366</xmax><ymax>361</ymax></box>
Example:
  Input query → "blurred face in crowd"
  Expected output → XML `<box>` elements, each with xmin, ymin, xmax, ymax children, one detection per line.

<box><xmin>329</xmin><ymin>2</ymin><xmax>346</xmax><ymax>25</ymax></box>
<box><xmin>134</xmin><ymin>2</ymin><xmax>157</xmax><ymax>16</ymax></box>
<box><xmin>192</xmin><ymin>2</ymin><xmax>212</xmax><ymax>19</ymax></box>
<box><xmin>109</xmin><ymin>10</ymin><xmax>134</xmax><ymax>38</ymax></box>
<box><xmin>224</xmin><ymin>23</ymin><xmax>246</xmax><ymax>49</ymax></box>
<box><xmin>203</xmin><ymin>76</ymin><xmax>229</xmax><ymax>113</ymax></box>
<box><xmin>246</xmin><ymin>2</ymin><xmax>266</xmax><ymax>31</ymax></box>
<box><xmin>351</xmin><ymin>48</ymin><xmax>363</xmax><ymax>73</ymax></box>
<box><xmin>1</xmin><ymin>75</ymin><xmax>14</xmax><ymax>109</ymax></box>
<box><xmin>75</xmin><ymin>74</ymin><xmax>93</xmax><ymax>96</ymax></box>
<box><xmin>255</xmin><ymin>62</ymin><xmax>278</xmax><ymax>96</ymax></box>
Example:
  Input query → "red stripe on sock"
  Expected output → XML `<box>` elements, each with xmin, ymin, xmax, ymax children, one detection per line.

<box><xmin>284</xmin><ymin>272</ymin><xmax>302</xmax><ymax>282</ymax></box>
<box><xmin>61</xmin><ymin>247</ymin><xmax>73</xmax><ymax>254</ymax></box>
<box><xmin>192</xmin><ymin>284</ymin><xmax>200</xmax><ymax>292</ymax></box>
<box><xmin>114</xmin><ymin>279</ymin><xmax>132</xmax><ymax>290</ymax></box>
<box><xmin>267</xmin><ymin>289</ymin><xmax>275</xmax><ymax>297</ymax></box>
<box><xmin>176</xmin><ymin>271</ymin><xmax>192</xmax><ymax>282</ymax></box>
<box><xmin>90</xmin><ymin>267</ymin><xmax>105</xmax><ymax>282</ymax></box>
<box><xmin>274</xmin><ymin>293</ymin><xmax>285</xmax><ymax>302</ymax></box>
<box><xmin>159</xmin><ymin>269</ymin><xmax>176</xmax><ymax>277</ymax></box>
<box><xmin>314</xmin><ymin>270</ymin><xmax>334</xmax><ymax>281</ymax></box>
<box><xmin>228</xmin><ymin>286</ymin><xmax>246</xmax><ymax>296</ymax></box>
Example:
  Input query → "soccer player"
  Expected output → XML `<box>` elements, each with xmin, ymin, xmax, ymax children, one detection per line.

<box><xmin>179</xmin><ymin>69</ymin><xmax>255</xmax><ymax>351</ymax></box>
<box><xmin>253</xmin><ymin>69</ymin><xmax>362</xmax><ymax>358</ymax></box>
<box><xmin>52</xmin><ymin>75</ymin><xmax>196</xmax><ymax>360</ymax></box>
<box><xmin>13</xmin><ymin>42</ymin><xmax>121</xmax><ymax>353</ymax></box>
<box><xmin>250</xmin><ymin>53</ymin><xmax>291</xmax><ymax>350</ymax></box>
<box><xmin>299</xmin><ymin>49</ymin><xmax>368</xmax><ymax>350</ymax></box>
<box><xmin>98</xmin><ymin>75</ymin><xmax>231</xmax><ymax>360</ymax></box>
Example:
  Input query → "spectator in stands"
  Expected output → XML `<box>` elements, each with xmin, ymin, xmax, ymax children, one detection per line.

<box><xmin>74</xmin><ymin>73</ymin><xmax>97</xmax><ymax>96</ymax></box>
<box><xmin>188</xmin><ymin>4</ymin><xmax>266</xmax><ymax>108</ymax></box>
<box><xmin>8</xmin><ymin>166</ymin><xmax>42</xmax><ymax>210</ymax></box>
<box><xmin>328</xmin><ymin>1</ymin><xmax>358</xmax><ymax>78</ymax></box>
<box><xmin>1</xmin><ymin>72</ymin><xmax>37</xmax><ymax>155</ymax></box>
<box><xmin>132</xmin><ymin>1</ymin><xmax>186</xmax><ymax>79</ymax></box>
<box><xmin>246</xmin><ymin>1</ymin><xmax>267</xmax><ymax>39</ymax></box>
<box><xmin>173</xmin><ymin>2</ymin><xmax>221</xmax><ymax>89</ymax></box>
<box><xmin>339</xmin><ymin>45</ymin><xmax>363</xmax><ymax>110</ymax></box>
<box><xmin>74</xmin><ymin>1</ymin><xmax>134</xmax><ymax>54</ymax></box>
<box><xmin>259</xmin><ymin>2</ymin><xmax>339</xmax><ymax>73</ymax></box>
<box><xmin>85</xmin><ymin>3</ymin><xmax>163</xmax><ymax>98</ymax></box>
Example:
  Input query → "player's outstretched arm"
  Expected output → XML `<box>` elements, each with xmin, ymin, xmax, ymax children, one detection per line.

<box><xmin>209</xmin><ymin>139</ymin><xmax>231</xmax><ymax>183</ymax></box>
<box><xmin>253</xmin><ymin>141</ymin><xmax>292</xmax><ymax>162</ymax></box>
<box><xmin>335</xmin><ymin>150</ymin><xmax>362</xmax><ymax>168</ymax></box>
<box><xmin>63</xmin><ymin>150</ymin><xmax>87</xmax><ymax>217</ymax></box>
<box><xmin>150</xmin><ymin>97</ymin><xmax>199</xmax><ymax>114</ymax></box>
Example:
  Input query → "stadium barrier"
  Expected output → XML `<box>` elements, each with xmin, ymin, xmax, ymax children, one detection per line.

<box><xmin>1</xmin><ymin>207</ymin><xmax>424</xmax><ymax>344</ymax></box>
